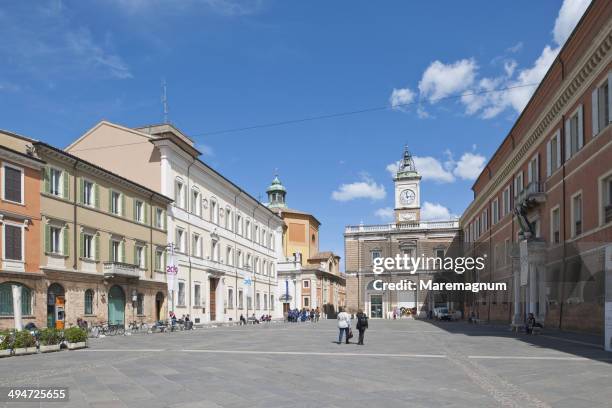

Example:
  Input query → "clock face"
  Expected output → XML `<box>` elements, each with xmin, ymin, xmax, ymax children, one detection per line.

<box><xmin>399</xmin><ymin>189</ymin><xmax>416</xmax><ymax>205</ymax></box>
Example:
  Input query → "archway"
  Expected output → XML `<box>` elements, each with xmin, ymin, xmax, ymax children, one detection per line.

<box><xmin>108</xmin><ymin>285</ymin><xmax>126</xmax><ymax>326</ymax></box>
<box><xmin>155</xmin><ymin>291</ymin><xmax>164</xmax><ymax>321</ymax></box>
<box><xmin>47</xmin><ymin>283</ymin><xmax>65</xmax><ymax>329</ymax></box>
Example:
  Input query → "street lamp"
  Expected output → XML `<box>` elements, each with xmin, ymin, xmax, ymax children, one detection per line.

<box><xmin>292</xmin><ymin>276</ymin><xmax>297</xmax><ymax>310</ymax></box>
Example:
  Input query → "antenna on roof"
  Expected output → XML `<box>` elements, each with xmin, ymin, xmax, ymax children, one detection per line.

<box><xmin>161</xmin><ymin>79</ymin><xmax>169</xmax><ymax>124</ymax></box>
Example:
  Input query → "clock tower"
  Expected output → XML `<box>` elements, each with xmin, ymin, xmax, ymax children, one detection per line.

<box><xmin>394</xmin><ymin>146</ymin><xmax>421</xmax><ymax>223</ymax></box>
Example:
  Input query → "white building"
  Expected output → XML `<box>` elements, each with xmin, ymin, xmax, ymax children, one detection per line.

<box><xmin>66</xmin><ymin>121</ymin><xmax>285</xmax><ymax>323</ymax></box>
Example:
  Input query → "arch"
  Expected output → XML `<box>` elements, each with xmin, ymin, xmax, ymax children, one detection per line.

<box><xmin>0</xmin><ymin>282</ymin><xmax>32</xmax><ymax>316</ymax></box>
<box><xmin>84</xmin><ymin>289</ymin><xmax>94</xmax><ymax>315</ymax></box>
<box><xmin>108</xmin><ymin>285</ymin><xmax>126</xmax><ymax>326</ymax></box>
<box><xmin>155</xmin><ymin>291</ymin><xmax>164</xmax><ymax>321</ymax></box>
<box><xmin>47</xmin><ymin>283</ymin><xmax>65</xmax><ymax>328</ymax></box>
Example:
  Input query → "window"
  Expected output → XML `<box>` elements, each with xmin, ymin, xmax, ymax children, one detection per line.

<box><xmin>3</xmin><ymin>224</ymin><xmax>23</xmax><ymax>262</ymax></box>
<box><xmin>134</xmin><ymin>200</ymin><xmax>144</xmax><ymax>223</ymax></box>
<box><xmin>227</xmin><ymin>288</ymin><xmax>234</xmax><ymax>309</ymax></box>
<box><xmin>551</xmin><ymin>207</ymin><xmax>560</xmax><ymax>244</ymax></box>
<box><xmin>481</xmin><ymin>210</ymin><xmax>488</xmax><ymax>232</ymax></box>
<box><xmin>194</xmin><ymin>283</ymin><xmax>201</xmax><ymax>306</ymax></box>
<box><xmin>191</xmin><ymin>189</ymin><xmax>201</xmax><ymax>216</ymax></box>
<box><xmin>211</xmin><ymin>239</ymin><xmax>219</xmax><ymax>262</ymax></box>
<box><xmin>565</xmin><ymin>106</ymin><xmax>584</xmax><ymax>160</ymax></box>
<box><xmin>82</xmin><ymin>233</ymin><xmax>94</xmax><ymax>260</ymax></box>
<box><xmin>111</xmin><ymin>240</ymin><xmax>122</xmax><ymax>262</ymax></box>
<box><xmin>302</xmin><ymin>280</ymin><xmax>310</xmax><ymax>288</ymax></box>
<box><xmin>528</xmin><ymin>155</ymin><xmax>539</xmax><ymax>185</ymax></box>
<box><xmin>175</xmin><ymin>228</ymin><xmax>185</xmax><ymax>253</ymax></box>
<box><xmin>264</xmin><ymin>294</ymin><xmax>268</xmax><ymax>310</ymax></box>
<box><xmin>254</xmin><ymin>225</ymin><xmax>259</xmax><ymax>244</ymax></box>
<box><xmin>247</xmin><ymin>294</ymin><xmax>252</xmax><ymax>310</ymax></box>
<box><xmin>601</xmin><ymin>173</ymin><xmax>612</xmax><ymax>224</ymax></box>
<box><xmin>49</xmin><ymin>226</ymin><xmax>62</xmax><ymax>254</ymax></box>
<box><xmin>110</xmin><ymin>191</ymin><xmax>122</xmax><ymax>215</ymax></box>
<box><xmin>84</xmin><ymin>289</ymin><xmax>94</xmax><ymax>315</ymax></box>
<box><xmin>155</xmin><ymin>248</ymin><xmax>164</xmax><ymax>271</ymax></box>
<box><xmin>226</xmin><ymin>247</ymin><xmax>233</xmax><ymax>266</ymax></box>
<box><xmin>137</xmin><ymin>293</ymin><xmax>144</xmax><ymax>315</ymax></box>
<box><xmin>238</xmin><ymin>290</ymin><xmax>244</xmax><ymax>309</ymax></box>
<box><xmin>0</xmin><ymin>283</ymin><xmax>31</xmax><ymax>316</ymax></box>
<box><xmin>256</xmin><ymin>293</ymin><xmax>260</xmax><ymax>310</ymax></box>
<box><xmin>210</xmin><ymin>200</ymin><xmax>218</xmax><ymax>224</ymax></box>
<box><xmin>592</xmin><ymin>74</ymin><xmax>611</xmax><ymax>136</ymax></box>
<box><xmin>175</xmin><ymin>179</ymin><xmax>185</xmax><ymax>209</ymax></box>
<box><xmin>546</xmin><ymin>131</ymin><xmax>562</xmax><ymax>176</ymax></box>
<box><xmin>155</xmin><ymin>208</ymin><xmax>164</xmax><ymax>229</ymax></box>
<box><xmin>571</xmin><ymin>193</ymin><xmax>583</xmax><ymax>237</ymax></box>
<box><xmin>270</xmin><ymin>295</ymin><xmax>274</xmax><ymax>311</ymax></box>
<box><xmin>502</xmin><ymin>186</ymin><xmax>511</xmax><ymax>217</ymax></box>
<box><xmin>237</xmin><ymin>214</ymin><xmax>243</xmax><ymax>235</ymax></box>
<box><xmin>269</xmin><ymin>233</ymin><xmax>274</xmax><ymax>250</ymax></box>
<box><xmin>491</xmin><ymin>198</ymin><xmax>499</xmax><ymax>225</ymax></box>
<box><xmin>225</xmin><ymin>208</ymin><xmax>231</xmax><ymax>230</ymax></box>
<box><xmin>82</xmin><ymin>180</ymin><xmax>94</xmax><ymax>206</ymax></box>
<box><xmin>178</xmin><ymin>281</ymin><xmax>186</xmax><ymax>306</ymax></box>
<box><xmin>303</xmin><ymin>296</ymin><xmax>309</xmax><ymax>308</ymax></box>
<box><xmin>2</xmin><ymin>163</ymin><xmax>23</xmax><ymax>203</ymax></box>
<box><xmin>246</xmin><ymin>220</ymin><xmax>251</xmax><ymax>239</ymax></box>
<box><xmin>192</xmin><ymin>233</ymin><xmax>201</xmax><ymax>257</ymax></box>
<box><xmin>246</xmin><ymin>254</ymin><xmax>252</xmax><ymax>269</ymax></box>
<box><xmin>49</xmin><ymin>168</ymin><xmax>63</xmax><ymax>197</ymax></box>
<box><xmin>514</xmin><ymin>172</ymin><xmax>524</xmax><ymax>196</ymax></box>
<box><xmin>135</xmin><ymin>245</ymin><xmax>145</xmax><ymax>268</ymax></box>
<box><xmin>371</xmin><ymin>250</ymin><xmax>382</xmax><ymax>264</ymax></box>
<box><xmin>237</xmin><ymin>250</ymin><xmax>243</xmax><ymax>268</ymax></box>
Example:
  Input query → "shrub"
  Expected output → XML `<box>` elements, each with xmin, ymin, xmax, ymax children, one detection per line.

<box><xmin>64</xmin><ymin>327</ymin><xmax>87</xmax><ymax>343</ymax></box>
<box><xmin>39</xmin><ymin>328</ymin><xmax>61</xmax><ymax>346</ymax></box>
<box><xmin>13</xmin><ymin>330</ymin><xmax>36</xmax><ymax>348</ymax></box>
<box><xmin>0</xmin><ymin>330</ymin><xmax>12</xmax><ymax>350</ymax></box>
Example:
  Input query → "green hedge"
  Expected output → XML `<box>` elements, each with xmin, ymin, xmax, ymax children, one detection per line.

<box><xmin>63</xmin><ymin>327</ymin><xmax>87</xmax><ymax>343</ymax></box>
<box><xmin>13</xmin><ymin>330</ymin><xmax>36</xmax><ymax>348</ymax></box>
<box><xmin>0</xmin><ymin>330</ymin><xmax>11</xmax><ymax>350</ymax></box>
<box><xmin>39</xmin><ymin>328</ymin><xmax>61</xmax><ymax>346</ymax></box>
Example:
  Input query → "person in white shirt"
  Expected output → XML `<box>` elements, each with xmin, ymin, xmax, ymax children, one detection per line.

<box><xmin>336</xmin><ymin>307</ymin><xmax>351</xmax><ymax>344</ymax></box>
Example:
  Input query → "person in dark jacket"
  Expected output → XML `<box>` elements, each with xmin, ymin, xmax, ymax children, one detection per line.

<box><xmin>356</xmin><ymin>309</ymin><xmax>369</xmax><ymax>345</ymax></box>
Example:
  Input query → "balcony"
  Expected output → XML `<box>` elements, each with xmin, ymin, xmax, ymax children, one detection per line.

<box><xmin>515</xmin><ymin>182</ymin><xmax>546</xmax><ymax>210</ymax></box>
<box><xmin>345</xmin><ymin>220</ymin><xmax>459</xmax><ymax>234</ymax></box>
<box><xmin>103</xmin><ymin>262</ymin><xmax>139</xmax><ymax>279</ymax></box>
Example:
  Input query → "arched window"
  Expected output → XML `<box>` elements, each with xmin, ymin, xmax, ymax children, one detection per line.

<box><xmin>0</xmin><ymin>282</ymin><xmax>32</xmax><ymax>316</ymax></box>
<box><xmin>84</xmin><ymin>289</ymin><xmax>94</xmax><ymax>315</ymax></box>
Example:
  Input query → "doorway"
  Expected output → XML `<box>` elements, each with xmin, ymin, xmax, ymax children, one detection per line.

<box><xmin>370</xmin><ymin>294</ymin><xmax>383</xmax><ymax>318</ymax></box>
<box><xmin>47</xmin><ymin>283</ymin><xmax>65</xmax><ymax>329</ymax></box>
<box><xmin>283</xmin><ymin>303</ymin><xmax>290</xmax><ymax>314</ymax></box>
<box><xmin>209</xmin><ymin>278</ymin><xmax>218</xmax><ymax>321</ymax></box>
<box><xmin>155</xmin><ymin>291</ymin><xmax>164</xmax><ymax>321</ymax></box>
<box><xmin>108</xmin><ymin>285</ymin><xmax>126</xmax><ymax>326</ymax></box>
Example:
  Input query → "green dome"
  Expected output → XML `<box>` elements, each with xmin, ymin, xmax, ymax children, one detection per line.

<box><xmin>266</xmin><ymin>175</ymin><xmax>286</xmax><ymax>193</ymax></box>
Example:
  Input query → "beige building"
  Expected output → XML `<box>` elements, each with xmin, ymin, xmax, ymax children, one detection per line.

<box><xmin>345</xmin><ymin>147</ymin><xmax>460</xmax><ymax>318</ymax></box>
<box><xmin>267</xmin><ymin>176</ymin><xmax>345</xmax><ymax>316</ymax></box>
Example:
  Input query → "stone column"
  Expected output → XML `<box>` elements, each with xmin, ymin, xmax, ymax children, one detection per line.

<box><xmin>512</xmin><ymin>264</ymin><xmax>521</xmax><ymax>325</ymax></box>
<box><xmin>12</xmin><ymin>284</ymin><xmax>23</xmax><ymax>330</ymax></box>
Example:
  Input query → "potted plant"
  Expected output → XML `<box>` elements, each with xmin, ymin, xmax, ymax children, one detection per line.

<box><xmin>64</xmin><ymin>327</ymin><xmax>87</xmax><ymax>350</ymax></box>
<box><xmin>12</xmin><ymin>330</ymin><xmax>37</xmax><ymax>355</ymax></box>
<box><xmin>38</xmin><ymin>328</ymin><xmax>61</xmax><ymax>353</ymax></box>
<box><xmin>0</xmin><ymin>330</ymin><xmax>12</xmax><ymax>357</ymax></box>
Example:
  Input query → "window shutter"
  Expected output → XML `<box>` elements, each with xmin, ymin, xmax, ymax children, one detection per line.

<box><xmin>94</xmin><ymin>184</ymin><xmax>100</xmax><ymax>208</ymax></box>
<box><xmin>592</xmin><ymin>88</ymin><xmax>599</xmax><ymax>136</ymax></box>
<box><xmin>162</xmin><ymin>210</ymin><xmax>166</xmax><ymax>230</ymax></box>
<box><xmin>535</xmin><ymin>154</ymin><xmax>539</xmax><ymax>182</ymax></box>
<box><xmin>63</xmin><ymin>228</ymin><xmax>69</xmax><ymax>256</ymax></box>
<box><xmin>564</xmin><ymin>119</ymin><xmax>571</xmax><ymax>160</ymax></box>
<box><xmin>133</xmin><ymin>200</ymin><xmax>137</xmax><ymax>221</ymax></box>
<box><xmin>608</xmin><ymin>71</ymin><xmax>612</xmax><ymax>124</ymax></box>
<box><xmin>556</xmin><ymin>132</ymin><xmax>561</xmax><ymax>169</ymax></box>
<box><xmin>44</xmin><ymin>224</ymin><xmax>51</xmax><ymax>253</ymax></box>
<box><xmin>109</xmin><ymin>238</ymin><xmax>113</xmax><ymax>262</ymax></box>
<box><xmin>527</xmin><ymin>161</ymin><xmax>532</xmax><ymax>184</ymax></box>
<box><xmin>43</xmin><ymin>168</ymin><xmax>50</xmax><ymax>194</ymax></box>
<box><xmin>144</xmin><ymin>203</ymin><xmax>149</xmax><ymax>224</ymax></box>
<box><xmin>120</xmin><ymin>194</ymin><xmax>125</xmax><ymax>216</ymax></box>
<box><xmin>78</xmin><ymin>178</ymin><xmax>84</xmax><ymax>204</ymax></box>
<box><xmin>94</xmin><ymin>234</ymin><xmax>100</xmax><ymax>261</ymax></box>
<box><xmin>133</xmin><ymin>246</ymin><xmax>138</xmax><ymax>266</ymax></box>
<box><xmin>546</xmin><ymin>140</ymin><xmax>552</xmax><ymax>177</ymax></box>
<box><xmin>144</xmin><ymin>245</ymin><xmax>148</xmax><ymax>269</ymax></box>
<box><xmin>163</xmin><ymin>251</ymin><xmax>167</xmax><ymax>270</ymax></box>
<box><xmin>80</xmin><ymin>232</ymin><xmax>84</xmax><ymax>258</ymax></box>
<box><xmin>108</xmin><ymin>191</ymin><xmax>113</xmax><ymax>213</ymax></box>
<box><xmin>120</xmin><ymin>241</ymin><xmax>125</xmax><ymax>263</ymax></box>
<box><xmin>62</xmin><ymin>171</ymin><xmax>69</xmax><ymax>198</ymax></box>
<box><xmin>577</xmin><ymin>104</ymin><xmax>584</xmax><ymax>149</ymax></box>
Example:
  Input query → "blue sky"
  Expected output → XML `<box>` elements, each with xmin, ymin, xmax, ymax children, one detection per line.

<box><xmin>0</xmin><ymin>0</ymin><xmax>590</xmax><ymax>265</ymax></box>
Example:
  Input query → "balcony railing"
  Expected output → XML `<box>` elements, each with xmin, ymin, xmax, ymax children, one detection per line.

<box><xmin>515</xmin><ymin>181</ymin><xmax>546</xmax><ymax>209</ymax></box>
<box><xmin>345</xmin><ymin>220</ymin><xmax>459</xmax><ymax>234</ymax></box>
<box><xmin>103</xmin><ymin>262</ymin><xmax>139</xmax><ymax>279</ymax></box>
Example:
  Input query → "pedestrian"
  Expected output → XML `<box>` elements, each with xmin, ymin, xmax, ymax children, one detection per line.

<box><xmin>315</xmin><ymin>307</ymin><xmax>320</xmax><ymax>322</ymax></box>
<box><xmin>310</xmin><ymin>309</ymin><xmax>315</xmax><ymax>322</ymax></box>
<box><xmin>356</xmin><ymin>309</ymin><xmax>369</xmax><ymax>345</ymax></box>
<box><xmin>240</xmin><ymin>314</ymin><xmax>247</xmax><ymax>325</ymax></box>
<box><xmin>336</xmin><ymin>307</ymin><xmax>351</xmax><ymax>344</ymax></box>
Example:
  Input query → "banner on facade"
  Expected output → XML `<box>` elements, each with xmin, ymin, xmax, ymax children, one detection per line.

<box><xmin>166</xmin><ymin>246</ymin><xmax>178</xmax><ymax>293</ymax></box>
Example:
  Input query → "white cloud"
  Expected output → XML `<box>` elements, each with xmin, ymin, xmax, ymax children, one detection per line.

<box><xmin>453</xmin><ymin>152</ymin><xmax>486</xmax><ymax>180</ymax></box>
<box><xmin>331</xmin><ymin>174</ymin><xmax>386</xmax><ymax>202</ymax></box>
<box><xmin>553</xmin><ymin>0</ymin><xmax>591</xmax><ymax>46</ymax></box>
<box><xmin>389</xmin><ymin>87</ymin><xmax>415</xmax><ymax>110</ymax></box>
<box><xmin>420</xmin><ymin>202</ymin><xmax>456</xmax><ymax>221</ymax></box>
<box><xmin>108</xmin><ymin>0</ymin><xmax>264</xmax><ymax>16</ymax></box>
<box><xmin>66</xmin><ymin>28</ymin><xmax>132</xmax><ymax>79</ymax></box>
<box><xmin>385</xmin><ymin>162</ymin><xmax>399</xmax><ymax>178</ymax></box>
<box><xmin>412</xmin><ymin>156</ymin><xmax>455</xmax><ymax>183</ymax></box>
<box><xmin>506</xmin><ymin>42</ymin><xmax>523</xmax><ymax>53</ymax></box>
<box><xmin>418</xmin><ymin>59</ymin><xmax>477</xmax><ymax>102</ymax></box>
<box><xmin>197</xmin><ymin>144</ymin><xmax>214</xmax><ymax>156</ymax></box>
<box><xmin>374</xmin><ymin>207</ymin><xmax>394</xmax><ymax>220</ymax></box>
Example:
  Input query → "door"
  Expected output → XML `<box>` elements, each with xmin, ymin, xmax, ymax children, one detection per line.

<box><xmin>370</xmin><ymin>295</ymin><xmax>383</xmax><ymax>318</ymax></box>
<box><xmin>108</xmin><ymin>285</ymin><xmax>126</xmax><ymax>326</ymax></box>
<box><xmin>47</xmin><ymin>283</ymin><xmax>65</xmax><ymax>328</ymax></box>
<box><xmin>155</xmin><ymin>292</ymin><xmax>164</xmax><ymax>321</ymax></box>
<box><xmin>210</xmin><ymin>278</ymin><xmax>218</xmax><ymax>321</ymax></box>
<box><xmin>283</xmin><ymin>303</ymin><xmax>290</xmax><ymax>314</ymax></box>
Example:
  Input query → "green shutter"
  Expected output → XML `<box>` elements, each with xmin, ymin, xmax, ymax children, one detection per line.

<box><xmin>44</xmin><ymin>224</ymin><xmax>51</xmax><ymax>253</ymax></box>
<box><xmin>144</xmin><ymin>245</ymin><xmax>148</xmax><ymax>269</ymax></box>
<box><xmin>163</xmin><ymin>251</ymin><xmax>167</xmax><ymax>270</ymax></box>
<box><xmin>133</xmin><ymin>200</ymin><xmax>137</xmax><ymax>221</ymax></box>
<box><xmin>63</xmin><ymin>228</ymin><xmax>69</xmax><ymax>256</ymax></box>
<box><xmin>94</xmin><ymin>184</ymin><xmax>100</xmax><ymax>208</ymax></box>
<box><xmin>120</xmin><ymin>194</ymin><xmax>125</xmax><ymax>216</ymax></box>
<box><xmin>62</xmin><ymin>171</ymin><xmax>69</xmax><ymax>199</ymax></box>
<box><xmin>109</xmin><ymin>238</ymin><xmax>113</xmax><ymax>261</ymax></box>
<box><xmin>79</xmin><ymin>232</ymin><xmax>84</xmax><ymax>258</ymax></box>
<box><xmin>134</xmin><ymin>245</ymin><xmax>138</xmax><ymax>266</ymax></box>
<box><xmin>43</xmin><ymin>168</ymin><xmax>50</xmax><ymax>194</ymax></box>
<box><xmin>109</xmin><ymin>190</ymin><xmax>113</xmax><ymax>214</ymax></box>
<box><xmin>94</xmin><ymin>234</ymin><xmax>100</xmax><ymax>261</ymax></box>
<box><xmin>120</xmin><ymin>241</ymin><xmax>125</xmax><ymax>263</ymax></box>
<box><xmin>78</xmin><ymin>178</ymin><xmax>84</xmax><ymax>203</ymax></box>
<box><xmin>162</xmin><ymin>210</ymin><xmax>166</xmax><ymax>230</ymax></box>
<box><xmin>144</xmin><ymin>203</ymin><xmax>149</xmax><ymax>224</ymax></box>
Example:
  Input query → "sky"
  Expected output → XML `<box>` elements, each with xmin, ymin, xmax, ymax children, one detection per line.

<box><xmin>0</xmin><ymin>0</ymin><xmax>591</xmax><ymax>267</ymax></box>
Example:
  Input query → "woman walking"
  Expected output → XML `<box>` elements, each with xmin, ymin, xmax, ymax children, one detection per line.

<box><xmin>336</xmin><ymin>307</ymin><xmax>351</xmax><ymax>344</ymax></box>
<box><xmin>356</xmin><ymin>309</ymin><xmax>369</xmax><ymax>345</ymax></box>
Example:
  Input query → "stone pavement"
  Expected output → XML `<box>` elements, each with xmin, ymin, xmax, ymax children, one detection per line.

<box><xmin>0</xmin><ymin>319</ymin><xmax>610</xmax><ymax>408</ymax></box>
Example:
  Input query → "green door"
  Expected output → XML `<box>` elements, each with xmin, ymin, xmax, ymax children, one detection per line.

<box><xmin>108</xmin><ymin>285</ymin><xmax>125</xmax><ymax>326</ymax></box>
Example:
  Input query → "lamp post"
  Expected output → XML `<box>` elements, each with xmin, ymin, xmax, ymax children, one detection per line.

<box><xmin>292</xmin><ymin>276</ymin><xmax>297</xmax><ymax>310</ymax></box>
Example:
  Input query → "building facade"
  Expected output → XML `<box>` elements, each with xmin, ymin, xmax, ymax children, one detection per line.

<box><xmin>66</xmin><ymin>122</ymin><xmax>284</xmax><ymax>323</ymax></box>
<box><xmin>345</xmin><ymin>147</ymin><xmax>460</xmax><ymax>318</ymax></box>
<box><xmin>268</xmin><ymin>176</ymin><xmax>345</xmax><ymax>317</ymax></box>
<box><xmin>0</xmin><ymin>134</ymin><xmax>45</xmax><ymax>330</ymax></box>
<box><xmin>460</xmin><ymin>0</ymin><xmax>612</xmax><ymax>336</ymax></box>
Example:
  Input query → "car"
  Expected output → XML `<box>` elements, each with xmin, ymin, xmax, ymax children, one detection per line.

<box><xmin>433</xmin><ymin>307</ymin><xmax>452</xmax><ymax>321</ymax></box>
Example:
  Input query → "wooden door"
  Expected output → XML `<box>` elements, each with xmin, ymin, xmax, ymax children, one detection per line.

<box><xmin>210</xmin><ymin>278</ymin><xmax>218</xmax><ymax>321</ymax></box>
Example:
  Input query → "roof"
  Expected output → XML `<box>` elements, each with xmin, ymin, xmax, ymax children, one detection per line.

<box><xmin>309</xmin><ymin>251</ymin><xmax>340</xmax><ymax>261</ymax></box>
<box><xmin>270</xmin><ymin>206</ymin><xmax>321</xmax><ymax>226</ymax></box>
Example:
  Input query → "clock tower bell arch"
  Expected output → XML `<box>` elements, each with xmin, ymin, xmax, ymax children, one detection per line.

<box><xmin>394</xmin><ymin>146</ymin><xmax>421</xmax><ymax>223</ymax></box>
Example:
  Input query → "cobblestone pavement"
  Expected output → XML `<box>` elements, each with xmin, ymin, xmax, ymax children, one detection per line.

<box><xmin>0</xmin><ymin>319</ymin><xmax>610</xmax><ymax>408</ymax></box>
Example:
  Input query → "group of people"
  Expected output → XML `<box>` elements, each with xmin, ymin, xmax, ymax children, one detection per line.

<box><xmin>239</xmin><ymin>313</ymin><xmax>273</xmax><ymax>325</ymax></box>
<box><xmin>169</xmin><ymin>311</ymin><xmax>193</xmax><ymax>330</ymax></box>
<box><xmin>285</xmin><ymin>307</ymin><xmax>321</xmax><ymax>323</ymax></box>
<box><xmin>336</xmin><ymin>308</ymin><xmax>369</xmax><ymax>345</ymax></box>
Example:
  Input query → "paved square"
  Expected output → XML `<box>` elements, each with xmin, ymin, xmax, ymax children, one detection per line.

<box><xmin>1</xmin><ymin>320</ymin><xmax>611</xmax><ymax>407</ymax></box>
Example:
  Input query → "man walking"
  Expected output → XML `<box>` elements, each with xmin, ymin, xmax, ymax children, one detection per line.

<box><xmin>336</xmin><ymin>307</ymin><xmax>351</xmax><ymax>344</ymax></box>
<box><xmin>356</xmin><ymin>309</ymin><xmax>369</xmax><ymax>345</ymax></box>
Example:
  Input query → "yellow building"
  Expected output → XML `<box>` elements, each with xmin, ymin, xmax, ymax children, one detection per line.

<box><xmin>268</xmin><ymin>176</ymin><xmax>345</xmax><ymax>317</ymax></box>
